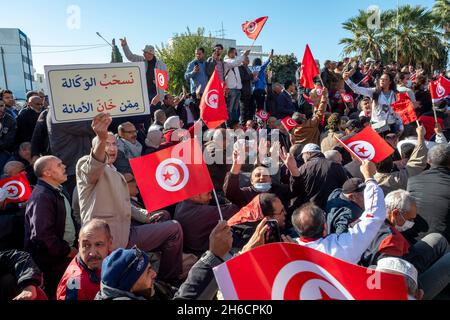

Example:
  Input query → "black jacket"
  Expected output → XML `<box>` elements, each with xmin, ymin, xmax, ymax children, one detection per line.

<box><xmin>0</xmin><ymin>113</ymin><xmax>17</xmax><ymax>153</ymax></box>
<box><xmin>239</xmin><ymin>65</ymin><xmax>253</xmax><ymax>99</ymax></box>
<box><xmin>407</xmin><ymin>166</ymin><xmax>450</xmax><ymax>242</ymax></box>
<box><xmin>326</xmin><ymin>188</ymin><xmax>364</xmax><ymax>235</ymax></box>
<box><xmin>292</xmin><ymin>153</ymin><xmax>348</xmax><ymax>210</ymax></box>
<box><xmin>0</xmin><ymin>250</ymin><xmax>43</xmax><ymax>292</ymax></box>
<box><xmin>31</xmin><ymin>109</ymin><xmax>50</xmax><ymax>157</ymax></box>
<box><xmin>16</xmin><ymin>108</ymin><xmax>41</xmax><ymax>146</ymax></box>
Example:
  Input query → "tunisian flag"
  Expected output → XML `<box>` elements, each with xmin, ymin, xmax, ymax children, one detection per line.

<box><xmin>214</xmin><ymin>243</ymin><xmax>408</xmax><ymax>300</ymax></box>
<box><xmin>130</xmin><ymin>139</ymin><xmax>214</xmax><ymax>212</ymax></box>
<box><xmin>391</xmin><ymin>93</ymin><xmax>417</xmax><ymax>125</ymax></box>
<box><xmin>154</xmin><ymin>68</ymin><xmax>168</xmax><ymax>91</ymax></box>
<box><xmin>281</xmin><ymin>116</ymin><xmax>299</xmax><ymax>132</ymax></box>
<box><xmin>341</xmin><ymin>93</ymin><xmax>354</xmax><ymax>104</ymax></box>
<box><xmin>299</xmin><ymin>45</ymin><xmax>319</xmax><ymax>89</ymax></box>
<box><xmin>429</xmin><ymin>76</ymin><xmax>450</xmax><ymax>103</ymax></box>
<box><xmin>255</xmin><ymin>110</ymin><xmax>270</xmax><ymax>121</ymax></box>
<box><xmin>199</xmin><ymin>69</ymin><xmax>228</xmax><ymax>129</ymax></box>
<box><xmin>242</xmin><ymin>16</ymin><xmax>268</xmax><ymax>40</ymax></box>
<box><xmin>0</xmin><ymin>172</ymin><xmax>32</xmax><ymax>204</ymax></box>
<box><xmin>336</xmin><ymin>126</ymin><xmax>394</xmax><ymax>163</ymax></box>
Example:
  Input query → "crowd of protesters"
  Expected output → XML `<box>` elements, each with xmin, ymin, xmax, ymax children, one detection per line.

<box><xmin>1</xmin><ymin>38</ymin><xmax>450</xmax><ymax>301</ymax></box>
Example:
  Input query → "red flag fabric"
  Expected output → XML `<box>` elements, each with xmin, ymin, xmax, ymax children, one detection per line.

<box><xmin>302</xmin><ymin>94</ymin><xmax>315</xmax><ymax>105</ymax></box>
<box><xmin>429</xmin><ymin>76</ymin><xmax>450</xmax><ymax>103</ymax></box>
<box><xmin>154</xmin><ymin>69</ymin><xmax>168</xmax><ymax>91</ymax></box>
<box><xmin>360</xmin><ymin>74</ymin><xmax>372</xmax><ymax>85</ymax></box>
<box><xmin>255</xmin><ymin>110</ymin><xmax>270</xmax><ymax>121</ymax></box>
<box><xmin>241</xmin><ymin>16</ymin><xmax>268</xmax><ymax>40</ymax></box>
<box><xmin>410</xmin><ymin>72</ymin><xmax>417</xmax><ymax>83</ymax></box>
<box><xmin>281</xmin><ymin>116</ymin><xmax>299</xmax><ymax>132</ymax></box>
<box><xmin>341</xmin><ymin>93</ymin><xmax>354</xmax><ymax>104</ymax></box>
<box><xmin>199</xmin><ymin>69</ymin><xmax>228</xmax><ymax>129</ymax></box>
<box><xmin>0</xmin><ymin>172</ymin><xmax>32</xmax><ymax>204</ymax></box>
<box><xmin>336</xmin><ymin>126</ymin><xmax>394</xmax><ymax>163</ymax></box>
<box><xmin>299</xmin><ymin>45</ymin><xmax>319</xmax><ymax>89</ymax></box>
<box><xmin>129</xmin><ymin>139</ymin><xmax>214</xmax><ymax>212</ymax></box>
<box><xmin>214</xmin><ymin>243</ymin><xmax>408</xmax><ymax>300</ymax></box>
<box><xmin>391</xmin><ymin>94</ymin><xmax>417</xmax><ymax>125</ymax></box>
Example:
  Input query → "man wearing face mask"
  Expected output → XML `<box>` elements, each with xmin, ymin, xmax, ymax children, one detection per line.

<box><xmin>223</xmin><ymin>143</ymin><xmax>302</xmax><ymax>211</ymax></box>
<box><xmin>360</xmin><ymin>189</ymin><xmax>450</xmax><ymax>300</ymax></box>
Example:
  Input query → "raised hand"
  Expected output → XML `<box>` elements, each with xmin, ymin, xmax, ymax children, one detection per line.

<box><xmin>92</xmin><ymin>113</ymin><xmax>112</xmax><ymax>141</ymax></box>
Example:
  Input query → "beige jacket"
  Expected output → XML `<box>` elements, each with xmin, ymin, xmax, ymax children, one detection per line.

<box><xmin>375</xmin><ymin>140</ymin><xmax>428</xmax><ymax>195</ymax></box>
<box><xmin>320</xmin><ymin>130</ymin><xmax>344</xmax><ymax>153</ymax></box>
<box><xmin>76</xmin><ymin>152</ymin><xmax>146</xmax><ymax>250</ymax></box>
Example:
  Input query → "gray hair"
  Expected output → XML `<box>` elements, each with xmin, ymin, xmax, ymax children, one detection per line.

<box><xmin>324</xmin><ymin>150</ymin><xmax>342</xmax><ymax>163</ymax></box>
<box><xmin>80</xmin><ymin>219</ymin><xmax>112</xmax><ymax>240</ymax></box>
<box><xmin>385</xmin><ymin>190</ymin><xmax>415</xmax><ymax>214</ymax></box>
<box><xmin>3</xmin><ymin>161</ymin><xmax>25</xmax><ymax>176</ymax></box>
<box><xmin>291</xmin><ymin>203</ymin><xmax>326</xmax><ymax>238</ymax></box>
<box><xmin>92</xmin><ymin>132</ymin><xmax>115</xmax><ymax>146</ymax></box>
<box><xmin>428</xmin><ymin>144</ymin><xmax>450</xmax><ymax>167</ymax></box>
<box><xmin>33</xmin><ymin>155</ymin><xmax>58</xmax><ymax>178</ymax></box>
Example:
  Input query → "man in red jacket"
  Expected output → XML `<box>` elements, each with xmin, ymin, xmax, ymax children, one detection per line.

<box><xmin>57</xmin><ymin>219</ymin><xmax>112</xmax><ymax>300</ymax></box>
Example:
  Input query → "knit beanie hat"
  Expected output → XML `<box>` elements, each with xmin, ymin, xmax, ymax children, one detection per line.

<box><xmin>101</xmin><ymin>248</ymin><xmax>149</xmax><ymax>292</ymax></box>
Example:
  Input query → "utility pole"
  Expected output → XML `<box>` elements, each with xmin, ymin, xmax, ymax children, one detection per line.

<box><xmin>1</xmin><ymin>47</ymin><xmax>8</xmax><ymax>89</ymax></box>
<box><xmin>395</xmin><ymin>0</ymin><xmax>399</xmax><ymax>62</ymax></box>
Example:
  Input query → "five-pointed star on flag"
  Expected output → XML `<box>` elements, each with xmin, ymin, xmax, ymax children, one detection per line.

<box><xmin>358</xmin><ymin>147</ymin><xmax>368</xmax><ymax>155</ymax></box>
<box><xmin>318</xmin><ymin>288</ymin><xmax>336</xmax><ymax>301</ymax></box>
<box><xmin>7</xmin><ymin>188</ymin><xmax>14</xmax><ymax>195</ymax></box>
<box><xmin>163</xmin><ymin>171</ymin><xmax>173</xmax><ymax>182</ymax></box>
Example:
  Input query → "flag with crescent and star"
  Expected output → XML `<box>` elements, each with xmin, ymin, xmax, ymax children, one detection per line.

<box><xmin>214</xmin><ymin>243</ymin><xmax>408</xmax><ymax>300</ymax></box>
<box><xmin>129</xmin><ymin>139</ymin><xmax>214</xmax><ymax>212</ymax></box>
<box><xmin>0</xmin><ymin>172</ymin><xmax>32</xmax><ymax>204</ymax></box>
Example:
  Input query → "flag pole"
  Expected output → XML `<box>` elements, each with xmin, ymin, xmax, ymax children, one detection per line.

<box><xmin>334</xmin><ymin>135</ymin><xmax>363</xmax><ymax>163</ymax></box>
<box><xmin>432</xmin><ymin>102</ymin><xmax>439</xmax><ymax>124</ymax></box>
<box><xmin>318</xmin><ymin>76</ymin><xmax>332</xmax><ymax>113</ymax></box>
<box><xmin>212</xmin><ymin>189</ymin><xmax>224</xmax><ymax>221</ymax></box>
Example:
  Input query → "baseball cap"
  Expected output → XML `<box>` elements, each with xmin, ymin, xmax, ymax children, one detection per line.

<box><xmin>301</xmin><ymin>143</ymin><xmax>321</xmax><ymax>154</ymax></box>
<box><xmin>366</xmin><ymin>58</ymin><xmax>376</xmax><ymax>64</ymax></box>
<box><xmin>142</xmin><ymin>45</ymin><xmax>155</xmax><ymax>54</ymax></box>
<box><xmin>342</xmin><ymin>178</ymin><xmax>366</xmax><ymax>194</ymax></box>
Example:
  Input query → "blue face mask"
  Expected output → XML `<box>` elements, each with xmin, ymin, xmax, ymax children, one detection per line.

<box><xmin>253</xmin><ymin>182</ymin><xmax>272</xmax><ymax>193</ymax></box>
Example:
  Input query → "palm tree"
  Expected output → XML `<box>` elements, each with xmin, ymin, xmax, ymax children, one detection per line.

<box><xmin>339</xmin><ymin>10</ymin><xmax>386</xmax><ymax>61</ymax></box>
<box><xmin>432</xmin><ymin>0</ymin><xmax>450</xmax><ymax>39</ymax></box>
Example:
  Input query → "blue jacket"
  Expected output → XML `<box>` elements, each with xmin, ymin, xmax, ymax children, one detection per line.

<box><xmin>251</xmin><ymin>59</ymin><xmax>271</xmax><ymax>91</ymax></box>
<box><xmin>185</xmin><ymin>60</ymin><xmax>209</xmax><ymax>94</ymax></box>
<box><xmin>274</xmin><ymin>91</ymin><xmax>295</xmax><ymax>119</ymax></box>
<box><xmin>326</xmin><ymin>188</ymin><xmax>364</xmax><ymax>235</ymax></box>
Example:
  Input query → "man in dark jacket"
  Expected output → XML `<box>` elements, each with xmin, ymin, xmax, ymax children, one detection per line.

<box><xmin>326</xmin><ymin>178</ymin><xmax>365</xmax><ymax>234</ymax></box>
<box><xmin>24</xmin><ymin>156</ymin><xmax>78</xmax><ymax>298</ymax></box>
<box><xmin>16</xmin><ymin>96</ymin><xmax>43</xmax><ymax>146</ymax></box>
<box><xmin>407</xmin><ymin>144</ymin><xmax>450</xmax><ymax>242</ymax></box>
<box><xmin>291</xmin><ymin>143</ymin><xmax>348</xmax><ymax>210</ymax></box>
<box><xmin>95</xmin><ymin>221</ymin><xmax>233</xmax><ymax>300</ymax></box>
<box><xmin>239</xmin><ymin>55</ymin><xmax>255</xmax><ymax>124</ymax></box>
<box><xmin>223</xmin><ymin>144</ymin><xmax>302</xmax><ymax>211</ymax></box>
<box><xmin>31</xmin><ymin>109</ymin><xmax>50</xmax><ymax>159</ymax></box>
<box><xmin>0</xmin><ymin>249</ymin><xmax>45</xmax><ymax>300</ymax></box>
<box><xmin>273</xmin><ymin>83</ymin><xmax>296</xmax><ymax>119</ymax></box>
<box><xmin>0</xmin><ymin>99</ymin><xmax>17</xmax><ymax>171</ymax></box>
<box><xmin>174</xmin><ymin>191</ymin><xmax>239</xmax><ymax>257</ymax></box>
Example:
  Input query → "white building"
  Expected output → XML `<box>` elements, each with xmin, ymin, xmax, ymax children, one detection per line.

<box><xmin>32</xmin><ymin>69</ymin><xmax>47</xmax><ymax>93</ymax></box>
<box><xmin>0</xmin><ymin>28</ymin><xmax>34</xmax><ymax>99</ymax></box>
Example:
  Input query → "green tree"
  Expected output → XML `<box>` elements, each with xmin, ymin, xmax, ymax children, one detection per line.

<box><xmin>269</xmin><ymin>54</ymin><xmax>300</xmax><ymax>85</ymax></box>
<box><xmin>432</xmin><ymin>0</ymin><xmax>450</xmax><ymax>39</ymax></box>
<box><xmin>157</xmin><ymin>27</ymin><xmax>214</xmax><ymax>94</ymax></box>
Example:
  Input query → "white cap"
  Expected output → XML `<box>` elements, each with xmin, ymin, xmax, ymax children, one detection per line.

<box><xmin>301</xmin><ymin>143</ymin><xmax>321</xmax><ymax>154</ymax></box>
<box><xmin>164</xmin><ymin>116</ymin><xmax>181</xmax><ymax>130</ymax></box>
<box><xmin>376</xmin><ymin>257</ymin><xmax>418</xmax><ymax>289</ymax></box>
<box><xmin>366</xmin><ymin>58</ymin><xmax>376</xmax><ymax>63</ymax></box>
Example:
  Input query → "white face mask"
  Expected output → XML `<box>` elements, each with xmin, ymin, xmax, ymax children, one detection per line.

<box><xmin>395</xmin><ymin>213</ymin><xmax>415</xmax><ymax>232</ymax></box>
<box><xmin>253</xmin><ymin>182</ymin><xmax>272</xmax><ymax>193</ymax></box>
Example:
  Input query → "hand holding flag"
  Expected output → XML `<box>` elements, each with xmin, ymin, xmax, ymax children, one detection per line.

<box><xmin>0</xmin><ymin>173</ymin><xmax>32</xmax><ymax>204</ymax></box>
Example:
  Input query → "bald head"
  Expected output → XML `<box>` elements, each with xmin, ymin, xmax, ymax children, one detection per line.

<box><xmin>33</xmin><ymin>155</ymin><xmax>67</xmax><ymax>186</ymax></box>
<box><xmin>292</xmin><ymin>203</ymin><xmax>326</xmax><ymax>239</ymax></box>
<box><xmin>79</xmin><ymin>219</ymin><xmax>112</xmax><ymax>240</ymax></box>
<box><xmin>3</xmin><ymin>161</ymin><xmax>25</xmax><ymax>177</ymax></box>
<box><xmin>34</xmin><ymin>156</ymin><xmax>58</xmax><ymax>178</ymax></box>
<box><xmin>154</xmin><ymin>110</ymin><xmax>167</xmax><ymax>124</ymax></box>
<box><xmin>28</xmin><ymin>95</ymin><xmax>43</xmax><ymax>112</ymax></box>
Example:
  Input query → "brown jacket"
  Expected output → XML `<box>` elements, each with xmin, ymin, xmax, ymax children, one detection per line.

<box><xmin>76</xmin><ymin>152</ymin><xmax>142</xmax><ymax>250</ymax></box>
<box><xmin>320</xmin><ymin>130</ymin><xmax>344</xmax><ymax>153</ymax></box>
<box><xmin>291</xmin><ymin>102</ymin><xmax>326</xmax><ymax>146</ymax></box>
<box><xmin>375</xmin><ymin>140</ymin><xmax>428</xmax><ymax>195</ymax></box>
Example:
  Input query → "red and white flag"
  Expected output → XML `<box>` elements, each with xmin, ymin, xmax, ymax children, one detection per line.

<box><xmin>336</xmin><ymin>126</ymin><xmax>394</xmax><ymax>163</ymax></box>
<box><xmin>199</xmin><ymin>69</ymin><xmax>228</xmax><ymax>129</ymax></box>
<box><xmin>281</xmin><ymin>116</ymin><xmax>299</xmax><ymax>132</ymax></box>
<box><xmin>214</xmin><ymin>243</ymin><xmax>408</xmax><ymax>300</ymax></box>
<box><xmin>130</xmin><ymin>139</ymin><xmax>214</xmax><ymax>212</ymax></box>
<box><xmin>0</xmin><ymin>172</ymin><xmax>32</xmax><ymax>204</ymax></box>
<box><xmin>410</xmin><ymin>72</ymin><xmax>417</xmax><ymax>83</ymax></box>
<box><xmin>242</xmin><ymin>16</ymin><xmax>268</xmax><ymax>40</ymax></box>
<box><xmin>341</xmin><ymin>93</ymin><xmax>354</xmax><ymax>104</ymax></box>
<box><xmin>302</xmin><ymin>94</ymin><xmax>315</xmax><ymax>105</ymax></box>
<box><xmin>429</xmin><ymin>76</ymin><xmax>450</xmax><ymax>103</ymax></box>
<box><xmin>299</xmin><ymin>45</ymin><xmax>319</xmax><ymax>89</ymax></box>
<box><xmin>154</xmin><ymin>69</ymin><xmax>168</xmax><ymax>91</ymax></box>
<box><xmin>391</xmin><ymin>93</ymin><xmax>417</xmax><ymax>125</ymax></box>
<box><xmin>255</xmin><ymin>110</ymin><xmax>270</xmax><ymax>122</ymax></box>
<box><xmin>359</xmin><ymin>74</ymin><xmax>372</xmax><ymax>86</ymax></box>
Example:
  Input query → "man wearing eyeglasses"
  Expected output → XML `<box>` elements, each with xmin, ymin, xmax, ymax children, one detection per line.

<box><xmin>16</xmin><ymin>96</ymin><xmax>44</xmax><ymax>147</ymax></box>
<box><xmin>117</xmin><ymin>122</ymin><xmax>142</xmax><ymax>160</ymax></box>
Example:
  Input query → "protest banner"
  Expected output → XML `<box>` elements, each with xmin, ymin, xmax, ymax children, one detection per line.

<box><xmin>45</xmin><ymin>62</ymin><xmax>150</xmax><ymax>123</ymax></box>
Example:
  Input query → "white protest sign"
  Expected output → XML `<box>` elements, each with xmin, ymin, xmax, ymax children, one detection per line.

<box><xmin>45</xmin><ymin>62</ymin><xmax>150</xmax><ymax>123</ymax></box>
